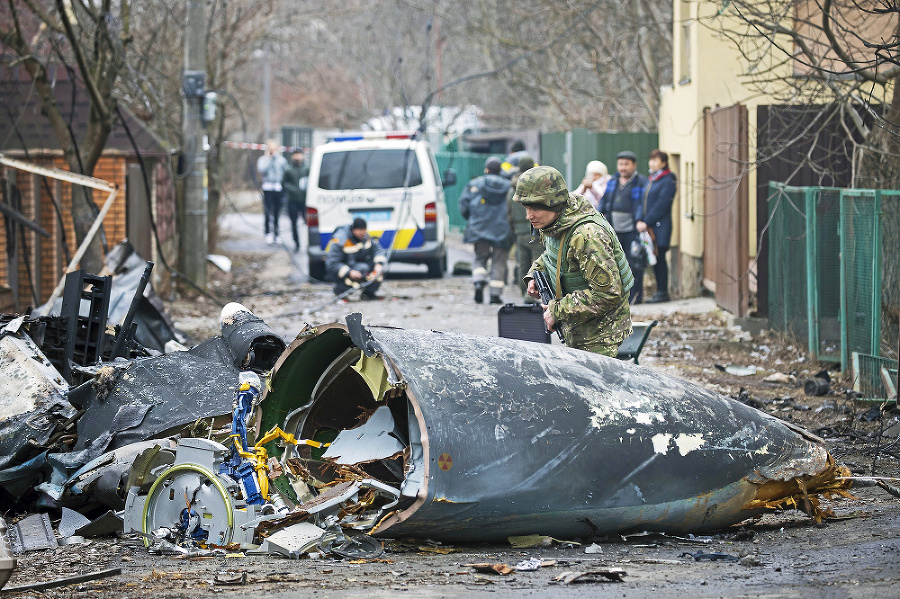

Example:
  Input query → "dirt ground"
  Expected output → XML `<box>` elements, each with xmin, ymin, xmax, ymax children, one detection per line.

<box><xmin>4</xmin><ymin>194</ymin><xmax>899</xmax><ymax>598</ymax></box>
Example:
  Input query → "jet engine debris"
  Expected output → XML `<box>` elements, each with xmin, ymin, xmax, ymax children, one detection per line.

<box><xmin>258</xmin><ymin>315</ymin><xmax>852</xmax><ymax>542</ymax></box>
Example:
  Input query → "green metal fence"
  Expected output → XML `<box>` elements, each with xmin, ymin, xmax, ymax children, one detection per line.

<box><xmin>852</xmin><ymin>353</ymin><xmax>898</xmax><ymax>401</ymax></box>
<box><xmin>435</xmin><ymin>151</ymin><xmax>491</xmax><ymax>231</ymax></box>
<box><xmin>540</xmin><ymin>129</ymin><xmax>659</xmax><ymax>186</ymax></box>
<box><xmin>768</xmin><ymin>183</ymin><xmax>890</xmax><ymax>368</ymax></box>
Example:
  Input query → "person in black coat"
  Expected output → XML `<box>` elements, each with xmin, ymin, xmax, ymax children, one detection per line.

<box><xmin>637</xmin><ymin>149</ymin><xmax>677</xmax><ymax>303</ymax></box>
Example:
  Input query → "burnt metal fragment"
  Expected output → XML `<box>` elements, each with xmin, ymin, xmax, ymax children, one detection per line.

<box><xmin>262</xmin><ymin>318</ymin><xmax>851</xmax><ymax>542</ymax></box>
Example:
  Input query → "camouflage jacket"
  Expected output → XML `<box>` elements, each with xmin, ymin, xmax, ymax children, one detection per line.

<box><xmin>526</xmin><ymin>194</ymin><xmax>632</xmax><ymax>355</ymax></box>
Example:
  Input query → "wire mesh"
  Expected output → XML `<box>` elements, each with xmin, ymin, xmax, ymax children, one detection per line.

<box><xmin>812</xmin><ymin>188</ymin><xmax>841</xmax><ymax>360</ymax></box>
<box><xmin>841</xmin><ymin>190</ymin><xmax>880</xmax><ymax>361</ymax></box>
<box><xmin>767</xmin><ymin>183</ymin><xmax>809</xmax><ymax>339</ymax></box>
<box><xmin>853</xmin><ymin>352</ymin><xmax>898</xmax><ymax>401</ymax></box>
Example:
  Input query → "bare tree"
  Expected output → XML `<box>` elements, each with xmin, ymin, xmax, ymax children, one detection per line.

<box><xmin>1</xmin><ymin>0</ymin><xmax>133</xmax><ymax>272</ymax></box>
<box><xmin>701</xmin><ymin>0</ymin><xmax>898</xmax><ymax>350</ymax></box>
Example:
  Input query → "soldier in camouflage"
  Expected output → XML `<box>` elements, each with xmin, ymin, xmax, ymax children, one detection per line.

<box><xmin>513</xmin><ymin>165</ymin><xmax>633</xmax><ymax>356</ymax></box>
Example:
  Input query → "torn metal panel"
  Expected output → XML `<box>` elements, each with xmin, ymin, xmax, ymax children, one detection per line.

<box><xmin>321</xmin><ymin>406</ymin><xmax>405</xmax><ymax>464</ymax></box>
<box><xmin>264</xmin><ymin>321</ymin><xmax>850</xmax><ymax>542</ymax></box>
<box><xmin>73</xmin><ymin>304</ymin><xmax>284</xmax><ymax>456</ymax></box>
<box><xmin>61</xmin><ymin>440</ymin><xmax>178</xmax><ymax>511</ymax></box>
<box><xmin>58</xmin><ymin>508</ymin><xmax>91</xmax><ymax>538</ymax></box>
<box><xmin>220</xmin><ymin>303</ymin><xmax>286</xmax><ymax>371</ymax></box>
<box><xmin>7</xmin><ymin>513</ymin><xmax>56</xmax><ymax>552</ymax></box>
<box><xmin>0</xmin><ymin>332</ymin><xmax>76</xmax><ymax>492</ymax></box>
<box><xmin>260</xmin><ymin>522</ymin><xmax>326</xmax><ymax>559</ymax></box>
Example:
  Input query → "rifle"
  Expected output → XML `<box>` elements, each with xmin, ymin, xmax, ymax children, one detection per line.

<box><xmin>533</xmin><ymin>270</ymin><xmax>564</xmax><ymax>341</ymax></box>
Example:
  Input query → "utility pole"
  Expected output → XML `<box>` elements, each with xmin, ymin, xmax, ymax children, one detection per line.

<box><xmin>181</xmin><ymin>0</ymin><xmax>208</xmax><ymax>287</ymax></box>
<box><xmin>263</xmin><ymin>42</ymin><xmax>272</xmax><ymax>141</ymax></box>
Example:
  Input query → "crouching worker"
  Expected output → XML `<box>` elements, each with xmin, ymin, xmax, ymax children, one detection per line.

<box><xmin>325</xmin><ymin>217</ymin><xmax>387</xmax><ymax>300</ymax></box>
<box><xmin>513</xmin><ymin>166</ymin><xmax>633</xmax><ymax>357</ymax></box>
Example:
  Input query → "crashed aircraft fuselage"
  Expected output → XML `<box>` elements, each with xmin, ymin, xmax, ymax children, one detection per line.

<box><xmin>261</xmin><ymin>321</ymin><xmax>845</xmax><ymax>543</ymax></box>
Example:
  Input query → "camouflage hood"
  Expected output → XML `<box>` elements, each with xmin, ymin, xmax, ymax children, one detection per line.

<box><xmin>540</xmin><ymin>194</ymin><xmax>597</xmax><ymax>239</ymax></box>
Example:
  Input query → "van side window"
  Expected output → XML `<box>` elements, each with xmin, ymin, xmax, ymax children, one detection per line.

<box><xmin>319</xmin><ymin>149</ymin><xmax>423</xmax><ymax>190</ymax></box>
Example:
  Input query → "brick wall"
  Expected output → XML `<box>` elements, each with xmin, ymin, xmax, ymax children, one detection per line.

<box><xmin>1</xmin><ymin>155</ymin><xmax>139</xmax><ymax>311</ymax></box>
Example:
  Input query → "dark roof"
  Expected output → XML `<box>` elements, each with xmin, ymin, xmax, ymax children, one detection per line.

<box><xmin>0</xmin><ymin>62</ymin><xmax>167</xmax><ymax>157</ymax></box>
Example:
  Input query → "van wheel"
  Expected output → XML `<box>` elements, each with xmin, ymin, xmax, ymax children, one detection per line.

<box><xmin>426</xmin><ymin>256</ymin><xmax>445</xmax><ymax>278</ymax></box>
<box><xmin>308</xmin><ymin>260</ymin><xmax>327</xmax><ymax>282</ymax></box>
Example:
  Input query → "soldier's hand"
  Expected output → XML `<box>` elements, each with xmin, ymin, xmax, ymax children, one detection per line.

<box><xmin>349</xmin><ymin>269</ymin><xmax>363</xmax><ymax>280</ymax></box>
<box><xmin>636</xmin><ymin>220</ymin><xmax>647</xmax><ymax>233</ymax></box>
<box><xmin>541</xmin><ymin>304</ymin><xmax>557</xmax><ymax>331</ymax></box>
<box><xmin>526</xmin><ymin>279</ymin><xmax>540</xmax><ymax>299</ymax></box>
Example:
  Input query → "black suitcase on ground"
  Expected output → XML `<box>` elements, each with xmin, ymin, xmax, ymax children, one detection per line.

<box><xmin>497</xmin><ymin>303</ymin><xmax>552</xmax><ymax>344</ymax></box>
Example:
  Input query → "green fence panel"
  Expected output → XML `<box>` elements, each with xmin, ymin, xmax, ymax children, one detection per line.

<box><xmin>768</xmin><ymin>182</ymin><xmax>890</xmax><ymax>368</ymax></box>
<box><xmin>435</xmin><ymin>151</ymin><xmax>495</xmax><ymax>231</ymax></box>
<box><xmin>767</xmin><ymin>183</ymin><xmax>810</xmax><ymax>340</ymax></box>
<box><xmin>539</xmin><ymin>132</ymin><xmax>567</xmax><ymax>173</ymax></box>
<box><xmin>840</xmin><ymin>190</ymin><xmax>883</xmax><ymax>365</ymax></box>
<box><xmin>809</xmin><ymin>188</ymin><xmax>842</xmax><ymax>361</ymax></box>
<box><xmin>540</xmin><ymin>130</ymin><xmax>659</xmax><ymax>189</ymax></box>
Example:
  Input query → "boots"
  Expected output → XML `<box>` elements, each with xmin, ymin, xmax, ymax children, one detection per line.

<box><xmin>474</xmin><ymin>281</ymin><xmax>486</xmax><ymax>303</ymax></box>
<box><xmin>489</xmin><ymin>294</ymin><xmax>503</xmax><ymax>305</ymax></box>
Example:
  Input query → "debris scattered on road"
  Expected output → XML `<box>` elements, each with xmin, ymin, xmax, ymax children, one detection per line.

<box><xmin>553</xmin><ymin>568</ymin><xmax>626</xmax><ymax>583</ymax></box>
<box><xmin>715</xmin><ymin>363</ymin><xmax>757</xmax><ymax>376</ymax></box>
<box><xmin>514</xmin><ymin>557</ymin><xmax>555</xmax><ymax>571</ymax></box>
<box><xmin>763</xmin><ymin>372</ymin><xmax>796</xmax><ymax>384</ymax></box>
<box><xmin>584</xmin><ymin>543</ymin><xmax>604</xmax><ymax>554</ymax></box>
<box><xmin>508</xmin><ymin>534</ymin><xmax>574</xmax><ymax>548</ymax></box>
<box><xmin>0</xmin><ymin>567</ymin><xmax>122</xmax><ymax>593</ymax></box>
<box><xmin>465</xmin><ymin>562</ymin><xmax>515</xmax><ymax>575</ymax></box>
<box><xmin>680</xmin><ymin>550</ymin><xmax>740</xmax><ymax>562</ymax></box>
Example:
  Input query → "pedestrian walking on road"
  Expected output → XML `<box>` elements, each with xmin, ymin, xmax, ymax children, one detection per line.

<box><xmin>282</xmin><ymin>148</ymin><xmax>309</xmax><ymax>253</ymax></box>
<box><xmin>256</xmin><ymin>139</ymin><xmax>288</xmax><ymax>245</ymax></box>
<box><xmin>458</xmin><ymin>156</ymin><xmax>513</xmax><ymax>304</ymax></box>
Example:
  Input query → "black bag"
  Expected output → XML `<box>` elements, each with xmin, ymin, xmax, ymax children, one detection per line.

<box><xmin>497</xmin><ymin>303</ymin><xmax>551</xmax><ymax>344</ymax></box>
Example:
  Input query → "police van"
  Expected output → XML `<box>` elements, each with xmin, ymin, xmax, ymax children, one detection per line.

<box><xmin>305</xmin><ymin>132</ymin><xmax>456</xmax><ymax>280</ymax></box>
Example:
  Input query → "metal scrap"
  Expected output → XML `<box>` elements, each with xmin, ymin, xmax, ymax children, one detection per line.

<box><xmin>7</xmin><ymin>513</ymin><xmax>56</xmax><ymax>553</ymax></box>
<box><xmin>553</xmin><ymin>568</ymin><xmax>626</xmax><ymax>584</ymax></box>
<box><xmin>680</xmin><ymin>550</ymin><xmax>740</xmax><ymax>562</ymax></box>
<box><xmin>0</xmin><ymin>567</ymin><xmax>121</xmax><ymax>593</ymax></box>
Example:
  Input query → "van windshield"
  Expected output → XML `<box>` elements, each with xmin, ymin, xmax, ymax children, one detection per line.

<box><xmin>318</xmin><ymin>149</ymin><xmax>423</xmax><ymax>190</ymax></box>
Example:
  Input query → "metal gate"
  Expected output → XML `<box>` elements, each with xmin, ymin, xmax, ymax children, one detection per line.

<box><xmin>703</xmin><ymin>105</ymin><xmax>749</xmax><ymax>317</ymax></box>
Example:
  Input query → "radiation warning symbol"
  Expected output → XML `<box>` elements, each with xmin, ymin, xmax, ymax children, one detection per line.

<box><xmin>437</xmin><ymin>452</ymin><xmax>453</xmax><ymax>471</ymax></box>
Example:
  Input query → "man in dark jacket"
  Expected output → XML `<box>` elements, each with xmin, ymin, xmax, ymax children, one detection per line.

<box><xmin>637</xmin><ymin>149</ymin><xmax>677</xmax><ymax>303</ymax></box>
<box><xmin>325</xmin><ymin>218</ymin><xmax>387</xmax><ymax>300</ymax></box>
<box><xmin>458</xmin><ymin>156</ymin><xmax>513</xmax><ymax>304</ymax></box>
<box><xmin>281</xmin><ymin>149</ymin><xmax>309</xmax><ymax>253</ymax></box>
<box><xmin>598</xmin><ymin>150</ymin><xmax>649</xmax><ymax>304</ymax></box>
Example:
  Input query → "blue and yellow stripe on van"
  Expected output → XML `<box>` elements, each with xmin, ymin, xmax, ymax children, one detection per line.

<box><xmin>320</xmin><ymin>228</ymin><xmax>424</xmax><ymax>251</ymax></box>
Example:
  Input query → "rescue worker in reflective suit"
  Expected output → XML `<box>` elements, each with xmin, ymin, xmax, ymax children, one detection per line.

<box><xmin>458</xmin><ymin>156</ymin><xmax>513</xmax><ymax>304</ymax></box>
<box><xmin>514</xmin><ymin>166</ymin><xmax>633</xmax><ymax>356</ymax></box>
<box><xmin>325</xmin><ymin>217</ymin><xmax>387</xmax><ymax>299</ymax></box>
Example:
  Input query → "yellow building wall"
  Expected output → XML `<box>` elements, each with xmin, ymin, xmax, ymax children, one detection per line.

<box><xmin>661</xmin><ymin>1</ymin><xmax>800</xmax><ymax>261</ymax></box>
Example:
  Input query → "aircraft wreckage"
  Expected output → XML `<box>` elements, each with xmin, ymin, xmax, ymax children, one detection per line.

<box><xmin>119</xmin><ymin>312</ymin><xmax>850</xmax><ymax>551</ymax></box>
<box><xmin>2</xmin><ymin>302</ymin><xmax>851</xmax><ymax>558</ymax></box>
